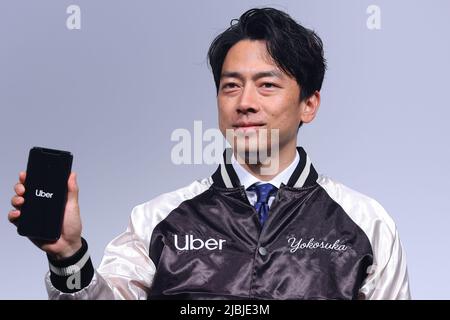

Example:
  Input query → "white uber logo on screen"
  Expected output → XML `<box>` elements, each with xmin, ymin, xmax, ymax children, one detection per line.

<box><xmin>35</xmin><ymin>189</ymin><xmax>53</xmax><ymax>199</ymax></box>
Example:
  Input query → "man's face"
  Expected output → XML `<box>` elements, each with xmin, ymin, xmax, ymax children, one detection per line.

<box><xmin>217</xmin><ymin>39</ymin><xmax>306</xmax><ymax>157</ymax></box>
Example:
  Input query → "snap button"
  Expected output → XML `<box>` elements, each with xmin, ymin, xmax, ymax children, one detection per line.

<box><xmin>258</xmin><ymin>246</ymin><xmax>268</xmax><ymax>256</ymax></box>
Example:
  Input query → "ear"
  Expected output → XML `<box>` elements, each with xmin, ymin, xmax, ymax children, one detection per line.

<box><xmin>299</xmin><ymin>91</ymin><xmax>321</xmax><ymax>124</ymax></box>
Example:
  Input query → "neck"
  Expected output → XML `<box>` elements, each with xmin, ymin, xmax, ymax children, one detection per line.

<box><xmin>233</xmin><ymin>142</ymin><xmax>297</xmax><ymax>181</ymax></box>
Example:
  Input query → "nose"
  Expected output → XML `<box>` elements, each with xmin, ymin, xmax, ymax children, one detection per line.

<box><xmin>237</xmin><ymin>85</ymin><xmax>260</xmax><ymax>114</ymax></box>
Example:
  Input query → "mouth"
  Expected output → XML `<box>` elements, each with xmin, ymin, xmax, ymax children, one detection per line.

<box><xmin>232</xmin><ymin>122</ymin><xmax>266</xmax><ymax>133</ymax></box>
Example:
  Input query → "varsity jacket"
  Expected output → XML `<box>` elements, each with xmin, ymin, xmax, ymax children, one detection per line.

<box><xmin>45</xmin><ymin>147</ymin><xmax>411</xmax><ymax>300</ymax></box>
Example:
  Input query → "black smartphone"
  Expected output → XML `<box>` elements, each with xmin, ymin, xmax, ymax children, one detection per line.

<box><xmin>17</xmin><ymin>147</ymin><xmax>73</xmax><ymax>241</ymax></box>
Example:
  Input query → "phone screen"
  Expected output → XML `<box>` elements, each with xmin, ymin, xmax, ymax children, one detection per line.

<box><xmin>18</xmin><ymin>147</ymin><xmax>73</xmax><ymax>241</ymax></box>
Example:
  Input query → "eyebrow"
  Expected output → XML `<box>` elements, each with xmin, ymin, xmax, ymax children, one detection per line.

<box><xmin>220</xmin><ymin>70</ymin><xmax>284</xmax><ymax>81</ymax></box>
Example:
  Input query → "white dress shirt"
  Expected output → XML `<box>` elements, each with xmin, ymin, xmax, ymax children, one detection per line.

<box><xmin>231</xmin><ymin>151</ymin><xmax>300</xmax><ymax>208</ymax></box>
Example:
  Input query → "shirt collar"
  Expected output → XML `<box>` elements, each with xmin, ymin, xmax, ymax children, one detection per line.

<box><xmin>231</xmin><ymin>150</ymin><xmax>300</xmax><ymax>190</ymax></box>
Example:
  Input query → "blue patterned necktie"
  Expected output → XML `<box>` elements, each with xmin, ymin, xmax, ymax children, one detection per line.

<box><xmin>248</xmin><ymin>183</ymin><xmax>278</xmax><ymax>226</ymax></box>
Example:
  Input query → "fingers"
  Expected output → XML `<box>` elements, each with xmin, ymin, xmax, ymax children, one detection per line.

<box><xmin>19</xmin><ymin>171</ymin><xmax>26</xmax><ymax>184</ymax></box>
<box><xmin>11</xmin><ymin>195</ymin><xmax>24</xmax><ymax>209</ymax></box>
<box><xmin>9</xmin><ymin>172</ymin><xmax>26</xmax><ymax>227</ymax></box>
<box><xmin>67</xmin><ymin>172</ymin><xmax>79</xmax><ymax>203</ymax></box>
<box><xmin>14</xmin><ymin>182</ymin><xmax>25</xmax><ymax>196</ymax></box>
<box><xmin>14</xmin><ymin>172</ymin><xmax>26</xmax><ymax>206</ymax></box>
<box><xmin>8</xmin><ymin>209</ymin><xmax>20</xmax><ymax>226</ymax></box>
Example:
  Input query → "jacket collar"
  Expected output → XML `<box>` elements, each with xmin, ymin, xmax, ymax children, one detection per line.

<box><xmin>211</xmin><ymin>147</ymin><xmax>318</xmax><ymax>189</ymax></box>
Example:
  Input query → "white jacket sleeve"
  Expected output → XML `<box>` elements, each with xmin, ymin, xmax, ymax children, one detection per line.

<box><xmin>317</xmin><ymin>176</ymin><xmax>411</xmax><ymax>300</ymax></box>
<box><xmin>46</xmin><ymin>205</ymin><xmax>156</xmax><ymax>300</ymax></box>
<box><xmin>45</xmin><ymin>179</ymin><xmax>211</xmax><ymax>300</ymax></box>
<box><xmin>358</xmin><ymin>226</ymin><xmax>411</xmax><ymax>300</ymax></box>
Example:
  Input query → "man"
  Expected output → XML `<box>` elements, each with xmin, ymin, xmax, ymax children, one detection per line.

<box><xmin>9</xmin><ymin>7</ymin><xmax>410</xmax><ymax>299</ymax></box>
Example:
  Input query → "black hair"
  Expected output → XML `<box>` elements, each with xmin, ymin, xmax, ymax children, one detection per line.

<box><xmin>207</xmin><ymin>7</ymin><xmax>326</xmax><ymax>101</ymax></box>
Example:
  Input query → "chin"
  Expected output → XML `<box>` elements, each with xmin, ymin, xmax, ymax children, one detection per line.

<box><xmin>233</xmin><ymin>137</ymin><xmax>274</xmax><ymax>163</ymax></box>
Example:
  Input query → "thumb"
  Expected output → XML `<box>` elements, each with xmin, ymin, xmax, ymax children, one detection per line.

<box><xmin>67</xmin><ymin>172</ymin><xmax>79</xmax><ymax>203</ymax></box>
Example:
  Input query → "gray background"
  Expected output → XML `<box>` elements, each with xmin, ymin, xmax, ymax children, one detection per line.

<box><xmin>1</xmin><ymin>0</ymin><xmax>449</xmax><ymax>299</ymax></box>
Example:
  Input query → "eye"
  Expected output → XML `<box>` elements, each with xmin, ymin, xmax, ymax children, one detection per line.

<box><xmin>221</xmin><ymin>82</ymin><xmax>240</xmax><ymax>92</ymax></box>
<box><xmin>261</xmin><ymin>82</ymin><xmax>278</xmax><ymax>89</ymax></box>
